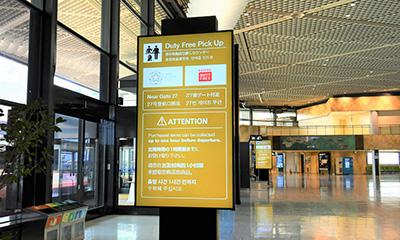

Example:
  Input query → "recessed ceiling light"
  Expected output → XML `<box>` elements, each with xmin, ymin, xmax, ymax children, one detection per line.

<box><xmin>246</xmin><ymin>23</ymin><xmax>251</xmax><ymax>26</ymax></box>
<box><xmin>350</xmin><ymin>3</ymin><xmax>356</xmax><ymax>7</ymax></box>
<box><xmin>345</xmin><ymin>14</ymin><xmax>351</xmax><ymax>18</ymax></box>
<box><xmin>244</xmin><ymin>12</ymin><xmax>249</xmax><ymax>16</ymax></box>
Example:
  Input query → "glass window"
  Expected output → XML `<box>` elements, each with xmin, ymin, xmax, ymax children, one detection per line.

<box><xmin>83</xmin><ymin>121</ymin><xmax>99</xmax><ymax>207</ymax></box>
<box><xmin>53</xmin><ymin>114</ymin><xmax>103</xmax><ymax>208</ymax></box>
<box><xmin>240</xmin><ymin>109</ymin><xmax>250</xmax><ymax>126</ymax></box>
<box><xmin>118</xmin><ymin>138</ymin><xmax>136</xmax><ymax>206</ymax></box>
<box><xmin>367</xmin><ymin>151</ymin><xmax>400</xmax><ymax>165</ymax></box>
<box><xmin>57</xmin><ymin>0</ymin><xmax>108</xmax><ymax>51</ymax></box>
<box><xmin>118</xmin><ymin>64</ymin><xmax>137</xmax><ymax>107</ymax></box>
<box><xmin>276</xmin><ymin>111</ymin><xmax>296</xmax><ymax>119</ymax></box>
<box><xmin>53</xmin><ymin>114</ymin><xmax>79</xmax><ymax>199</ymax></box>
<box><xmin>120</xmin><ymin>1</ymin><xmax>143</xmax><ymax>70</ymax></box>
<box><xmin>155</xmin><ymin>0</ymin><xmax>169</xmax><ymax>34</ymax></box>
<box><xmin>253</xmin><ymin>110</ymin><xmax>274</xmax><ymax>126</ymax></box>
<box><xmin>119</xmin><ymin>89</ymin><xmax>137</xmax><ymax>107</ymax></box>
<box><xmin>55</xmin><ymin>25</ymin><xmax>102</xmax><ymax>99</ymax></box>
<box><xmin>276</xmin><ymin>111</ymin><xmax>296</xmax><ymax>125</ymax></box>
<box><xmin>0</xmin><ymin>0</ymin><xmax>30</xmax><ymax>104</ymax></box>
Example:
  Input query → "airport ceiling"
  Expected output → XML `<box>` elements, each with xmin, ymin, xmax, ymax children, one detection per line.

<box><xmin>2</xmin><ymin>0</ymin><xmax>400</xmax><ymax>106</ymax></box>
<box><xmin>234</xmin><ymin>0</ymin><xmax>400</xmax><ymax>107</ymax></box>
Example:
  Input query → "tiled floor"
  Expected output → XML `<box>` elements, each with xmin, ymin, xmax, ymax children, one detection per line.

<box><xmin>86</xmin><ymin>174</ymin><xmax>400</xmax><ymax>239</ymax></box>
<box><xmin>85</xmin><ymin>215</ymin><xmax>159</xmax><ymax>240</ymax></box>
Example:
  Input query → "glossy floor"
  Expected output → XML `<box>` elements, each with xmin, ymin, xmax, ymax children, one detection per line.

<box><xmin>86</xmin><ymin>174</ymin><xmax>400</xmax><ymax>239</ymax></box>
<box><xmin>85</xmin><ymin>215</ymin><xmax>159</xmax><ymax>240</ymax></box>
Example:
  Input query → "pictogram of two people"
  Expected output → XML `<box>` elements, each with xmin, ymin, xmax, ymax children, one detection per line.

<box><xmin>146</xmin><ymin>45</ymin><xmax>160</xmax><ymax>61</ymax></box>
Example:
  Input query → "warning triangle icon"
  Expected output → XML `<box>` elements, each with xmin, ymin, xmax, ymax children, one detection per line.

<box><xmin>157</xmin><ymin>116</ymin><xmax>167</xmax><ymax>126</ymax></box>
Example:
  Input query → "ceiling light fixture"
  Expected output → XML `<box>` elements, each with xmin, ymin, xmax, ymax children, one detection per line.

<box><xmin>244</xmin><ymin>12</ymin><xmax>249</xmax><ymax>16</ymax></box>
<box><xmin>350</xmin><ymin>3</ymin><xmax>356</xmax><ymax>7</ymax></box>
<box><xmin>246</xmin><ymin>23</ymin><xmax>251</xmax><ymax>26</ymax></box>
<box><xmin>345</xmin><ymin>14</ymin><xmax>351</xmax><ymax>18</ymax></box>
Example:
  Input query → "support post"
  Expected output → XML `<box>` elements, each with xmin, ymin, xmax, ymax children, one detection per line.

<box><xmin>23</xmin><ymin>0</ymin><xmax>58</xmax><ymax>207</ymax></box>
<box><xmin>373</xmin><ymin>150</ymin><xmax>380</xmax><ymax>176</ymax></box>
<box><xmin>158</xmin><ymin>16</ymin><xmax>222</xmax><ymax>240</ymax></box>
<box><xmin>259</xmin><ymin>169</ymin><xmax>269</xmax><ymax>182</ymax></box>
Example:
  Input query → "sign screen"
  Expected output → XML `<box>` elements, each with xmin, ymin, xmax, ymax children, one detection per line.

<box><xmin>278</xmin><ymin>136</ymin><xmax>356</xmax><ymax>150</ymax></box>
<box><xmin>255</xmin><ymin>140</ymin><xmax>272</xmax><ymax>169</ymax></box>
<box><xmin>136</xmin><ymin>31</ymin><xmax>233</xmax><ymax>208</ymax></box>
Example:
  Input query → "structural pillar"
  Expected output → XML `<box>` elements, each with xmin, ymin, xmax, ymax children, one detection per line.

<box><xmin>370</xmin><ymin>111</ymin><xmax>379</xmax><ymax>134</ymax></box>
<box><xmin>158</xmin><ymin>16</ymin><xmax>227</xmax><ymax>240</ymax></box>
<box><xmin>373</xmin><ymin>150</ymin><xmax>380</xmax><ymax>176</ymax></box>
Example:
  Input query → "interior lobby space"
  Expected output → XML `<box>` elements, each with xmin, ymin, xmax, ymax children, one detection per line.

<box><xmin>83</xmin><ymin>174</ymin><xmax>400</xmax><ymax>240</ymax></box>
<box><xmin>1</xmin><ymin>0</ymin><xmax>400</xmax><ymax>239</ymax></box>
<box><xmin>219</xmin><ymin>174</ymin><xmax>400</xmax><ymax>240</ymax></box>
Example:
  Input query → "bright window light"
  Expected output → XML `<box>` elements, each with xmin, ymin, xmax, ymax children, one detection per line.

<box><xmin>0</xmin><ymin>56</ymin><xmax>28</xmax><ymax>104</ymax></box>
<box><xmin>54</xmin><ymin>75</ymin><xmax>100</xmax><ymax>99</ymax></box>
<box><xmin>367</xmin><ymin>151</ymin><xmax>400</xmax><ymax>165</ymax></box>
<box><xmin>118</xmin><ymin>89</ymin><xmax>137</xmax><ymax>107</ymax></box>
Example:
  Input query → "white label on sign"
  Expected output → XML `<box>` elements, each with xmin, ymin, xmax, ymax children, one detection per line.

<box><xmin>185</xmin><ymin>64</ymin><xmax>227</xmax><ymax>86</ymax></box>
<box><xmin>143</xmin><ymin>67</ymin><xmax>183</xmax><ymax>88</ymax></box>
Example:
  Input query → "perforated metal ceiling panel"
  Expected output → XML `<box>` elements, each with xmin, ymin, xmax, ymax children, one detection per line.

<box><xmin>235</xmin><ymin>0</ymin><xmax>400</xmax><ymax>106</ymax></box>
<box><xmin>0</xmin><ymin>0</ymin><xmax>30</xmax><ymax>63</ymax></box>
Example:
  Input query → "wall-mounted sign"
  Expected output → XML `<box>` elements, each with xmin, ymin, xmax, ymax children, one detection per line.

<box><xmin>276</xmin><ymin>136</ymin><xmax>356</xmax><ymax>150</ymax></box>
<box><xmin>255</xmin><ymin>140</ymin><xmax>272</xmax><ymax>169</ymax></box>
<box><xmin>136</xmin><ymin>31</ymin><xmax>233</xmax><ymax>208</ymax></box>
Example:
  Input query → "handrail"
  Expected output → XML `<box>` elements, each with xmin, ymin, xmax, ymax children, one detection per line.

<box><xmin>240</xmin><ymin>124</ymin><xmax>400</xmax><ymax>136</ymax></box>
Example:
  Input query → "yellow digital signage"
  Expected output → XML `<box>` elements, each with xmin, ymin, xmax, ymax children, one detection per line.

<box><xmin>255</xmin><ymin>140</ymin><xmax>272</xmax><ymax>169</ymax></box>
<box><xmin>136</xmin><ymin>31</ymin><xmax>233</xmax><ymax>208</ymax></box>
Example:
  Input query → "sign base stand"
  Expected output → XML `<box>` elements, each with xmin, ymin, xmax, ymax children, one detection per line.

<box><xmin>159</xmin><ymin>208</ymin><xmax>217</xmax><ymax>240</ymax></box>
<box><xmin>156</xmin><ymin>16</ymin><xmax>227</xmax><ymax>240</ymax></box>
<box><xmin>259</xmin><ymin>169</ymin><xmax>269</xmax><ymax>182</ymax></box>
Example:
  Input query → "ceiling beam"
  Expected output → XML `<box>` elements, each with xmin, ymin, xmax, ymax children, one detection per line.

<box><xmin>305</xmin><ymin>15</ymin><xmax>400</xmax><ymax>30</ymax></box>
<box><xmin>240</xmin><ymin>71</ymin><xmax>398</xmax><ymax>98</ymax></box>
<box><xmin>237</xmin><ymin>33</ymin><xmax>251</xmax><ymax>61</ymax></box>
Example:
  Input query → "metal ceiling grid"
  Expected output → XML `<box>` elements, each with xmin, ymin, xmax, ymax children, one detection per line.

<box><xmin>236</xmin><ymin>0</ymin><xmax>400</xmax><ymax>106</ymax></box>
<box><xmin>0</xmin><ymin>0</ymin><xmax>30</xmax><ymax>63</ymax></box>
<box><xmin>155</xmin><ymin>0</ymin><xmax>169</xmax><ymax>33</ymax></box>
<box><xmin>58</xmin><ymin>0</ymin><xmax>103</xmax><ymax>48</ymax></box>
<box><xmin>56</xmin><ymin>27</ymin><xmax>101</xmax><ymax>91</ymax></box>
<box><xmin>246</xmin><ymin>0</ymin><xmax>337</xmax><ymax>14</ymax></box>
<box><xmin>316</xmin><ymin>0</ymin><xmax>400</xmax><ymax>24</ymax></box>
<box><xmin>120</xmin><ymin>1</ymin><xmax>142</xmax><ymax>69</ymax></box>
<box><xmin>305</xmin><ymin>54</ymin><xmax>400</xmax><ymax>71</ymax></box>
<box><xmin>236</xmin><ymin>13</ymin><xmax>276</xmax><ymax>29</ymax></box>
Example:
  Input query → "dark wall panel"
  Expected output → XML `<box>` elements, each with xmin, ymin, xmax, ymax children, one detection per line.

<box><xmin>240</xmin><ymin>142</ymin><xmax>250</xmax><ymax>188</ymax></box>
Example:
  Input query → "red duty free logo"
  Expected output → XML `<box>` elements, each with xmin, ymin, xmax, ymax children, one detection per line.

<box><xmin>198</xmin><ymin>69</ymin><xmax>212</xmax><ymax>82</ymax></box>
